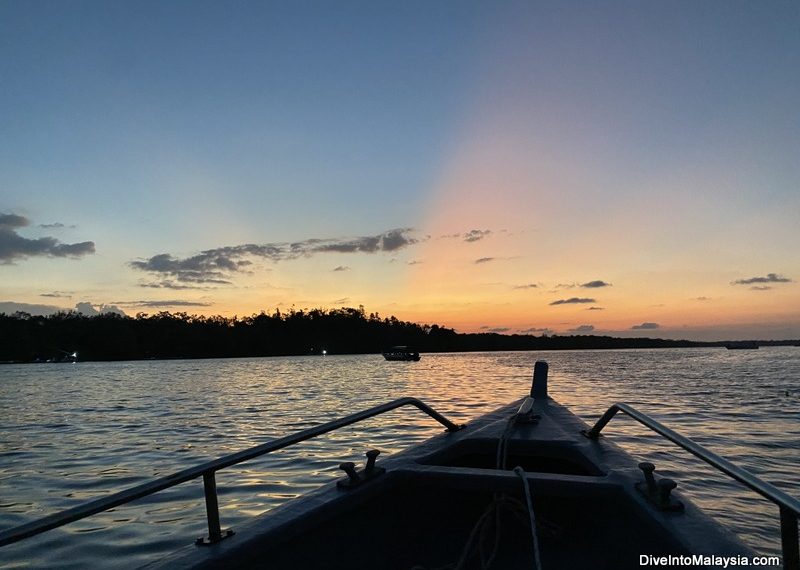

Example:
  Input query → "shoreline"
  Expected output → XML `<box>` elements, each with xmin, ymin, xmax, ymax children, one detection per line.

<box><xmin>1</xmin><ymin>341</ymin><xmax>798</xmax><ymax>365</ymax></box>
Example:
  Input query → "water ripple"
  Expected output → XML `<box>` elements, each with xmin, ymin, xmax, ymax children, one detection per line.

<box><xmin>0</xmin><ymin>348</ymin><xmax>798</xmax><ymax>568</ymax></box>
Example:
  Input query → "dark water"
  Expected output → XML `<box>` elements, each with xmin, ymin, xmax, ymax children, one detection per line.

<box><xmin>0</xmin><ymin>348</ymin><xmax>798</xmax><ymax>568</ymax></box>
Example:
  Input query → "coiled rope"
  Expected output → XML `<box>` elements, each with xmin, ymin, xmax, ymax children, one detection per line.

<box><xmin>413</xmin><ymin>412</ymin><xmax>544</xmax><ymax>570</ymax></box>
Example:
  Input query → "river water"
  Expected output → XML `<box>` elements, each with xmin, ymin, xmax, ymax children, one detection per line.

<box><xmin>0</xmin><ymin>348</ymin><xmax>798</xmax><ymax>568</ymax></box>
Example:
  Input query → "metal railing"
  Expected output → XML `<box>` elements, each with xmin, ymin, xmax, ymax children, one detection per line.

<box><xmin>0</xmin><ymin>397</ymin><xmax>462</xmax><ymax>548</ymax></box>
<box><xmin>585</xmin><ymin>402</ymin><xmax>800</xmax><ymax>570</ymax></box>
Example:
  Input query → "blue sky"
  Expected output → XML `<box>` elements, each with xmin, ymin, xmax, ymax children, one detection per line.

<box><xmin>1</xmin><ymin>1</ymin><xmax>799</xmax><ymax>340</ymax></box>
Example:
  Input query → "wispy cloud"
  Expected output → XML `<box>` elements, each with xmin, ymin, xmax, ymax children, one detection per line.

<box><xmin>480</xmin><ymin>326</ymin><xmax>510</xmax><ymax>333</ymax></box>
<box><xmin>130</xmin><ymin>228</ymin><xmax>418</xmax><ymax>286</ymax></box>
<box><xmin>750</xmin><ymin>286</ymin><xmax>772</xmax><ymax>291</ymax></box>
<box><xmin>550</xmin><ymin>297</ymin><xmax>596</xmax><ymax>305</ymax></box>
<box><xmin>1</xmin><ymin>213</ymin><xmax>95</xmax><ymax>262</ymax></box>
<box><xmin>139</xmin><ymin>281</ymin><xmax>212</xmax><ymax>290</ymax></box>
<box><xmin>40</xmin><ymin>291</ymin><xmax>73</xmax><ymax>299</ymax></box>
<box><xmin>38</xmin><ymin>222</ymin><xmax>77</xmax><ymax>229</ymax></box>
<box><xmin>513</xmin><ymin>283</ymin><xmax>538</xmax><ymax>290</ymax></box>
<box><xmin>568</xmin><ymin>324</ymin><xmax>595</xmax><ymax>333</ymax></box>
<box><xmin>332</xmin><ymin>266</ymin><xmax>350</xmax><ymax>272</ymax></box>
<box><xmin>518</xmin><ymin>327</ymin><xmax>552</xmax><ymax>334</ymax></box>
<box><xmin>694</xmin><ymin>296</ymin><xmax>711</xmax><ymax>301</ymax></box>
<box><xmin>586</xmin><ymin>306</ymin><xmax>604</xmax><ymax>311</ymax></box>
<box><xmin>331</xmin><ymin>297</ymin><xmax>350</xmax><ymax>305</ymax></box>
<box><xmin>441</xmin><ymin>229</ymin><xmax>492</xmax><ymax>243</ymax></box>
<box><xmin>581</xmin><ymin>280</ymin><xmax>611</xmax><ymax>288</ymax></box>
<box><xmin>407</xmin><ymin>260</ymin><xmax>423</xmax><ymax>265</ymax></box>
<box><xmin>474</xmin><ymin>255</ymin><xmax>520</xmax><ymax>265</ymax></box>
<box><xmin>463</xmin><ymin>229</ymin><xmax>492</xmax><ymax>243</ymax></box>
<box><xmin>631</xmin><ymin>322</ymin><xmax>660</xmax><ymax>330</ymax></box>
<box><xmin>732</xmin><ymin>273</ymin><xmax>792</xmax><ymax>285</ymax></box>
<box><xmin>113</xmin><ymin>300</ymin><xmax>213</xmax><ymax>308</ymax></box>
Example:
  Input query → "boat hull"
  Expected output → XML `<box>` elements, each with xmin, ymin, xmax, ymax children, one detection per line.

<box><xmin>382</xmin><ymin>353</ymin><xmax>420</xmax><ymax>361</ymax></box>
<box><xmin>147</xmin><ymin>397</ymin><xmax>756</xmax><ymax>569</ymax></box>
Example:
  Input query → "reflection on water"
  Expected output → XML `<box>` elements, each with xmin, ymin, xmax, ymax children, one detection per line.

<box><xmin>0</xmin><ymin>348</ymin><xmax>798</xmax><ymax>568</ymax></box>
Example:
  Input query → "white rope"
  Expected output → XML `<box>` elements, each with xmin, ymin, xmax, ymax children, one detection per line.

<box><xmin>495</xmin><ymin>415</ymin><xmax>514</xmax><ymax>469</ymax></box>
<box><xmin>513</xmin><ymin>466</ymin><xmax>543</xmax><ymax>570</ymax></box>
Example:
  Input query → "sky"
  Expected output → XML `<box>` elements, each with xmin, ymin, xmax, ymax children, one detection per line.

<box><xmin>1</xmin><ymin>1</ymin><xmax>799</xmax><ymax>341</ymax></box>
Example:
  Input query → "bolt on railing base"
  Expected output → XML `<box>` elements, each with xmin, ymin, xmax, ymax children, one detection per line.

<box><xmin>195</xmin><ymin>528</ymin><xmax>234</xmax><ymax>546</ymax></box>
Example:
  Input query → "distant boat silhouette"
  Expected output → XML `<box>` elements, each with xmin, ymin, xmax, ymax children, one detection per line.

<box><xmin>382</xmin><ymin>346</ymin><xmax>420</xmax><ymax>361</ymax></box>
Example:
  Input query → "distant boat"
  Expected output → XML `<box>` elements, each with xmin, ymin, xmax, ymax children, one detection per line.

<box><xmin>725</xmin><ymin>341</ymin><xmax>759</xmax><ymax>350</ymax></box>
<box><xmin>382</xmin><ymin>346</ymin><xmax>420</xmax><ymax>361</ymax></box>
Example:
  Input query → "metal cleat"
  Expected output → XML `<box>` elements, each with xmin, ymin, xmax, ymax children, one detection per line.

<box><xmin>635</xmin><ymin>462</ymin><xmax>684</xmax><ymax>512</ymax></box>
<box><xmin>337</xmin><ymin>451</ymin><xmax>386</xmax><ymax>489</ymax></box>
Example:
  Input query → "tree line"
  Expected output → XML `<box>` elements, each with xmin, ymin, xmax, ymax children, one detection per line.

<box><xmin>0</xmin><ymin>306</ymin><xmax>791</xmax><ymax>363</ymax></box>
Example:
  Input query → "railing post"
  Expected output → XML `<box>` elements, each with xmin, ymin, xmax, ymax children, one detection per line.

<box><xmin>196</xmin><ymin>471</ymin><xmax>231</xmax><ymax>545</ymax></box>
<box><xmin>781</xmin><ymin>507</ymin><xmax>799</xmax><ymax>570</ymax></box>
<box><xmin>583</xmin><ymin>404</ymin><xmax>621</xmax><ymax>439</ymax></box>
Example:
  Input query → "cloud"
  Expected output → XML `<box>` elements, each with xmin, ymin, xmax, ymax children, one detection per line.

<box><xmin>75</xmin><ymin>302</ymin><xmax>126</xmax><ymax>316</ymax></box>
<box><xmin>139</xmin><ymin>281</ymin><xmax>211</xmax><ymax>290</ymax></box>
<box><xmin>732</xmin><ymin>273</ymin><xmax>792</xmax><ymax>285</ymax></box>
<box><xmin>694</xmin><ymin>296</ymin><xmax>711</xmax><ymax>301</ymax></box>
<box><xmin>555</xmin><ymin>283</ymin><xmax>577</xmax><ymax>289</ymax></box>
<box><xmin>513</xmin><ymin>283</ymin><xmax>538</xmax><ymax>289</ymax></box>
<box><xmin>631</xmin><ymin>322</ymin><xmax>660</xmax><ymax>330</ymax></box>
<box><xmin>518</xmin><ymin>327</ymin><xmax>552</xmax><ymax>334</ymax></box>
<box><xmin>750</xmin><ymin>286</ymin><xmax>772</xmax><ymax>291</ymax></box>
<box><xmin>0</xmin><ymin>213</ymin><xmax>95</xmax><ymax>262</ymax></box>
<box><xmin>40</xmin><ymin>291</ymin><xmax>73</xmax><ymax>299</ymax></box>
<box><xmin>479</xmin><ymin>326</ymin><xmax>510</xmax><ymax>333</ymax></box>
<box><xmin>0</xmin><ymin>301</ymin><xmax>64</xmax><ymax>316</ymax></box>
<box><xmin>475</xmin><ymin>257</ymin><xmax>495</xmax><ymax>264</ymax></box>
<box><xmin>130</xmin><ymin>228</ymin><xmax>418</xmax><ymax>285</ymax></box>
<box><xmin>38</xmin><ymin>222</ymin><xmax>65</xmax><ymax>229</ymax></box>
<box><xmin>463</xmin><ymin>229</ymin><xmax>491</xmax><ymax>243</ymax></box>
<box><xmin>407</xmin><ymin>260</ymin><xmax>423</xmax><ymax>265</ymax></box>
<box><xmin>550</xmin><ymin>297</ymin><xmax>596</xmax><ymax>305</ymax></box>
<box><xmin>581</xmin><ymin>280</ymin><xmax>611</xmax><ymax>288</ymax></box>
<box><xmin>586</xmin><ymin>306</ymin><xmax>604</xmax><ymax>311</ymax></box>
<box><xmin>331</xmin><ymin>297</ymin><xmax>350</xmax><ymax>304</ymax></box>
<box><xmin>440</xmin><ymin>229</ymin><xmax>492</xmax><ymax>242</ymax></box>
<box><xmin>0</xmin><ymin>300</ymin><xmax>125</xmax><ymax>316</ymax></box>
<box><xmin>332</xmin><ymin>266</ymin><xmax>350</xmax><ymax>272</ymax></box>
<box><xmin>114</xmin><ymin>300</ymin><xmax>213</xmax><ymax>308</ymax></box>
<box><xmin>568</xmin><ymin>325</ymin><xmax>595</xmax><ymax>333</ymax></box>
<box><xmin>0</xmin><ymin>214</ymin><xmax>28</xmax><ymax>228</ymax></box>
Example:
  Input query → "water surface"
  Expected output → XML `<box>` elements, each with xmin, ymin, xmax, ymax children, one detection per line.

<box><xmin>0</xmin><ymin>348</ymin><xmax>798</xmax><ymax>568</ymax></box>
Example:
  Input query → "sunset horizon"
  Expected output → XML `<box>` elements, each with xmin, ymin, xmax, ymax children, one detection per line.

<box><xmin>2</xmin><ymin>2</ymin><xmax>798</xmax><ymax>343</ymax></box>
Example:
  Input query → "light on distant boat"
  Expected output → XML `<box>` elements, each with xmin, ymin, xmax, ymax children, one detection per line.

<box><xmin>322</xmin><ymin>350</ymin><xmax>327</xmax><ymax>356</ymax></box>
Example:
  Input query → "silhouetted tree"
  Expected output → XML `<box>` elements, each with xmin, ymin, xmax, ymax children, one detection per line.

<box><xmin>0</xmin><ymin>307</ymin><xmax>775</xmax><ymax>364</ymax></box>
